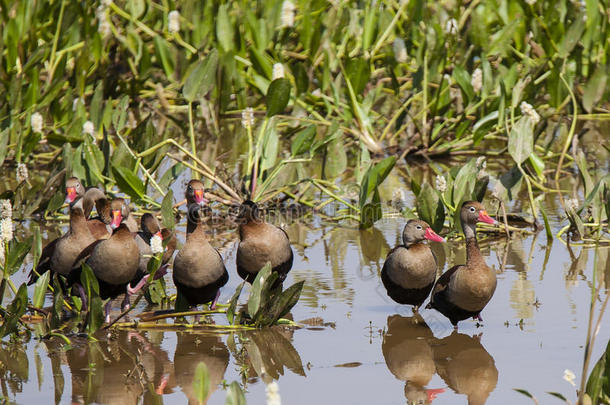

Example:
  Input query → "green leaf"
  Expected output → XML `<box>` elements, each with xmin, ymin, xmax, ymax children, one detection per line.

<box><xmin>161</xmin><ymin>190</ymin><xmax>175</xmax><ymax>230</ymax></box>
<box><xmin>112</xmin><ymin>164</ymin><xmax>145</xmax><ymax>201</ymax></box>
<box><xmin>6</xmin><ymin>236</ymin><xmax>33</xmax><ymax>275</ymax></box>
<box><xmin>416</xmin><ymin>183</ymin><xmax>445</xmax><ymax>233</ymax></box>
<box><xmin>112</xmin><ymin>96</ymin><xmax>130</xmax><ymax>133</ymax></box>
<box><xmin>216</xmin><ymin>4</ymin><xmax>234</xmax><ymax>52</ymax></box>
<box><xmin>546</xmin><ymin>392</ymin><xmax>568</xmax><ymax>401</ymax></box>
<box><xmin>358</xmin><ymin>156</ymin><xmax>396</xmax><ymax>208</ymax></box>
<box><xmin>451</xmin><ymin>159</ymin><xmax>478</xmax><ymax>207</ymax></box>
<box><xmin>260</xmin><ymin>122</ymin><xmax>279</xmax><ymax>173</ymax></box>
<box><xmin>183</xmin><ymin>50</ymin><xmax>219</xmax><ymax>103</ymax></box>
<box><xmin>153</xmin><ymin>36</ymin><xmax>174</xmax><ymax>77</ymax></box>
<box><xmin>528</xmin><ymin>153</ymin><xmax>545</xmax><ymax>182</ymax></box>
<box><xmin>558</xmin><ymin>16</ymin><xmax>586</xmax><ymax>58</ymax></box>
<box><xmin>539</xmin><ymin>204</ymin><xmax>553</xmax><ymax>242</ymax></box>
<box><xmin>291</xmin><ymin>125</ymin><xmax>316</xmax><ymax>156</ymax></box>
<box><xmin>508</xmin><ymin>116</ymin><xmax>534</xmax><ymax>165</ymax></box>
<box><xmin>192</xmin><ymin>362</ymin><xmax>210</xmax><ymax>404</ymax></box>
<box><xmin>33</xmin><ymin>270</ymin><xmax>50</xmax><ymax>309</ymax></box>
<box><xmin>345</xmin><ymin>57</ymin><xmax>371</xmax><ymax>96</ymax></box>
<box><xmin>265</xmin><ymin>280</ymin><xmax>305</xmax><ymax>325</ymax></box>
<box><xmin>323</xmin><ymin>136</ymin><xmax>347</xmax><ymax>178</ymax></box>
<box><xmin>225</xmin><ymin>381</ymin><xmax>246</xmax><ymax>405</ymax></box>
<box><xmin>586</xmin><ymin>338</ymin><xmax>610</xmax><ymax>403</ymax></box>
<box><xmin>583</xmin><ymin>66</ymin><xmax>608</xmax><ymax>113</ymax></box>
<box><xmin>226</xmin><ymin>282</ymin><xmax>244</xmax><ymax>325</ymax></box>
<box><xmin>266</xmin><ymin>78</ymin><xmax>291</xmax><ymax>117</ymax></box>
<box><xmin>0</xmin><ymin>283</ymin><xmax>28</xmax><ymax>338</ymax></box>
<box><xmin>247</xmin><ymin>262</ymin><xmax>273</xmax><ymax>318</ymax></box>
<box><xmin>452</xmin><ymin>66</ymin><xmax>474</xmax><ymax>105</ymax></box>
<box><xmin>80</xmin><ymin>263</ymin><xmax>104</xmax><ymax>334</ymax></box>
<box><xmin>360</xmin><ymin>188</ymin><xmax>382</xmax><ymax>229</ymax></box>
<box><xmin>31</xmin><ymin>224</ymin><xmax>42</xmax><ymax>270</ymax></box>
<box><xmin>0</xmin><ymin>127</ymin><xmax>9</xmax><ymax>166</ymax></box>
<box><xmin>513</xmin><ymin>388</ymin><xmax>536</xmax><ymax>399</ymax></box>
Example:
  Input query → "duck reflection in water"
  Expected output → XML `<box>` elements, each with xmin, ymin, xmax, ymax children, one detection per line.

<box><xmin>382</xmin><ymin>314</ymin><xmax>445</xmax><ymax>404</ymax></box>
<box><xmin>174</xmin><ymin>332</ymin><xmax>229</xmax><ymax>404</ymax></box>
<box><xmin>45</xmin><ymin>330</ymin><xmax>173</xmax><ymax>404</ymax></box>
<box><xmin>432</xmin><ymin>332</ymin><xmax>498</xmax><ymax>405</ymax></box>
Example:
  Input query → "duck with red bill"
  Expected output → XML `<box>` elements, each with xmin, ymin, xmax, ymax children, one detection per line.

<box><xmin>381</xmin><ymin>219</ymin><xmax>446</xmax><ymax>311</ymax></box>
<box><xmin>426</xmin><ymin>201</ymin><xmax>498</xmax><ymax>328</ymax></box>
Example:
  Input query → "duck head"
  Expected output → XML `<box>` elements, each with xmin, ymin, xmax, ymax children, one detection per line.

<box><xmin>65</xmin><ymin>177</ymin><xmax>85</xmax><ymax>203</ymax></box>
<box><xmin>402</xmin><ymin>219</ymin><xmax>445</xmax><ymax>246</ymax></box>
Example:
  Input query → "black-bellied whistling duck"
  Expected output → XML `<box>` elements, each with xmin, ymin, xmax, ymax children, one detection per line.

<box><xmin>236</xmin><ymin>200</ymin><xmax>293</xmax><ymax>284</ymax></box>
<box><xmin>65</xmin><ymin>177</ymin><xmax>111</xmax><ymax>239</ymax></box>
<box><xmin>433</xmin><ymin>332</ymin><xmax>498</xmax><ymax>405</ymax></box>
<box><xmin>426</xmin><ymin>201</ymin><xmax>497</xmax><ymax>328</ymax></box>
<box><xmin>109</xmin><ymin>198</ymin><xmax>139</xmax><ymax>232</ymax></box>
<box><xmin>381</xmin><ymin>219</ymin><xmax>445</xmax><ymax>311</ymax></box>
<box><xmin>27</xmin><ymin>197</ymin><xmax>96</xmax><ymax>285</ymax></box>
<box><xmin>129</xmin><ymin>213</ymin><xmax>176</xmax><ymax>293</ymax></box>
<box><xmin>75</xmin><ymin>199</ymin><xmax>140</xmax><ymax>323</ymax></box>
<box><xmin>382</xmin><ymin>314</ymin><xmax>445</xmax><ymax>404</ymax></box>
<box><xmin>172</xmin><ymin>180</ymin><xmax>228</xmax><ymax>309</ymax></box>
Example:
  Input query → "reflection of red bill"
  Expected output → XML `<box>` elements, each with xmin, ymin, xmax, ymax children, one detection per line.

<box><xmin>65</xmin><ymin>187</ymin><xmax>77</xmax><ymax>203</ymax></box>
<box><xmin>427</xmin><ymin>388</ymin><xmax>445</xmax><ymax>402</ymax></box>
<box><xmin>424</xmin><ymin>227</ymin><xmax>445</xmax><ymax>243</ymax></box>
<box><xmin>478</xmin><ymin>210</ymin><xmax>496</xmax><ymax>225</ymax></box>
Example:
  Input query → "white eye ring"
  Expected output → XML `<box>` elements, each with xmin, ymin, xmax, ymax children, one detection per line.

<box><xmin>416</xmin><ymin>225</ymin><xmax>422</xmax><ymax>230</ymax></box>
<box><xmin>469</xmin><ymin>206</ymin><xmax>476</xmax><ymax>212</ymax></box>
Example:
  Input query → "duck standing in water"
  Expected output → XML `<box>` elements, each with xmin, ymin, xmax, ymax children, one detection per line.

<box><xmin>427</xmin><ymin>201</ymin><xmax>496</xmax><ymax>328</ymax></box>
<box><xmin>381</xmin><ymin>219</ymin><xmax>445</xmax><ymax>311</ymax></box>
<box><xmin>172</xmin><ymin>180</ymin><xmax>228</xmax><ymax>310</ymax></box>
<box><xmin>236</xmin><ymin>200</ymin><xmax>293</xmax><ymax>284</ymax></box>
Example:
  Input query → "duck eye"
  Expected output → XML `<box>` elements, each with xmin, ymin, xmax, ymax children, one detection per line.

<box><xmin>416</xmin><ymin>225</ymin><xmax>422</xmax><ymax>230</ymax></box>
<box><xmin>469</xmin><ymin>206</ymin><xmax>476</xmax><ymax>212</ymax></box>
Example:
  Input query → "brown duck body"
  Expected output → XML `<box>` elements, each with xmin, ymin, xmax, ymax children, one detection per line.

<box><xmin>381</xmin><ymin>244</ymin><xmax>437</xmax><ymax>308</ymax></box>
<box><xmin>427</xmin><ymin>202</ymin><xmax>497</xmax><ymax>327</ymax></box>
<box><xmin>381</xmin><ymin>219</ymin><xmax>444</xmax><ymax>309</ymax></box>
<box><xmin>132</xmin><ymin>214</ymin><xmax>176</xmax><ymax>286</ymax></box>
<box><xmin>49</xmin><ymin>206</ymin><xmax>97</xmax><ymax>277</ymax></box>
<box><xmin>84</xmin><ymin>223</ymin><xmax>140</xmax><ymax>300</ymax></box>
<box><xmin>172</xmin><ymin>207</ymin><xmax>228</xmax><ymax>307</ymax></box>
<box><xmin>236</xmin><ymin>219</ymin><xmax>293</xmax><ymax>284</ymax></box>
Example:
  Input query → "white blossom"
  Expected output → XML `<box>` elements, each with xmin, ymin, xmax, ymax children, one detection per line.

<box><xmin>96</xmin><ymin>5</ymin><xmax>112</xmax><ymax>38</ymax></box>
<box><xmin>0</xmin><ymin>200</ymin><xmax>11</xmax><ymax>220</ymax></box>
<box><xmin>0</xmin><ymin>240</ymin><xmax>4</xmax><ymax>263</ymax></box>
<box><xmin>525</xmin><ymin>0</ymin><xmax>536</xmax><ymax>5</ymax></box>
<box><xmin>31</xmin><ymin>112</ymin><xmax>43</xmax><ymax>134</ymax></box>
<box><xmin>280</xmin><ymin>1</ymin><xmax>296</xmax><ymax>28</ymax></box>
<box><xmin>311</xmin><ymin>88</ymin><xmax>322</xmax><ymax>97</ymax></box>
<box><xmin>101</xmin><ymin>0</ymin><xmax>113</xmax><ymax>6</ymax></box>
<box><xmin>476</xmin><ymin>156</ymin><xmax>487</xmax><ymax>180</ymax></box>
<box><xmin>435</xmin><ymin>175</ymin><xmax>447</xmax><ymax>193</ymax></box>
<box><xmin>272</xmin><ymin>63</ymin><xmax>285</xmax><ymax>80</ymax></box>
<box><xmin>566</xmin><ymin>198</ymin><xmax>579</xmax><ymax>212</ymax></box>
<box><xmin>563</xmin><ymin>369</ymin><xmax>576</xmax><ymax>386</ymax></box>
<box><xmin>471</xmin><ymin>68</ymin><xmax>483</xmax><ymax>93</ymax></box>
<box><xmin>241</xmin><ymin>107</ymin><xmax>255</xmax><ymax>128</ymax></box>
<box><xmin>1</xmin><ymin>217</ymin><xmax>13</xmax><ymax>242</ymax></box>
<box><xmin>150</xmin><ymin>234</ymin><xmax>163</xmax><ymax>255</ymax></box>
<box><xmin>266</xmin><ymin>381</ymin><xmax>281</xmax><ymax>405</ymax></box>
<box><xmin>393</xmin><ymin>38</ymin><xmax>407</xmax><ymax>63</ymax></box>
<box><xmin>445</xmin><ymin>18</ymin><xmax>458</xmax><ymax>35</ymax></box>
<box><xmin>16</xmin><ymin>163</ymin><xmax>29</xmax><ymax>183</ymax></box>
<box><xmin>168</xmin><ymin>11</ymin><xmax>180</xmax><ymax>34</ymax></box>
<box><xmin>520</xmin><ymin>101</ymin><xmax>541</xmax><ymax>124</ymax></box>
<box><xmin>83</xmin><ymin>121</ymin><xmax>95</xmax><ymax>137</ymax></box>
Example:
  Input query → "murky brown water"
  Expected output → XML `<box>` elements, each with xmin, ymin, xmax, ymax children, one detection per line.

<box><xmin>3</xmin><ymin>179</ymin><xmax>609</xmax><ymax>404</ymax></box>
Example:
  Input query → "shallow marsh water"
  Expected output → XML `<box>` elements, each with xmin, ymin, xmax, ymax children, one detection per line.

<box><xmin>2</xmin><ymin>181</ymin><xmax>609</xmax><ymax>404</ymax></box>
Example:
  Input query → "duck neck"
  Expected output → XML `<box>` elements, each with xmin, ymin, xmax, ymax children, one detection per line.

<box><xmin>463</xmin><ymin>222</ymin><xmax>484</xmax><ymax>268</ymax></box>
<box><xmin>70</xmin><ymin>208</ymin><xmax>90</xmax><ymax>235</ymax></box>
<box><xmin>186</xmin><ymin>216</ymin><xmax>206</xmax><ymax>238</ymax></box>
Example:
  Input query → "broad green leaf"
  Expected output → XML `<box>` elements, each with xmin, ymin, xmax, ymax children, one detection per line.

<box><xmin>345</xmin><ymin>57</ymin><xmax>371</xmax><ymax>96</ymax></box>
<box><xmin>247</xmin><ymin>262</ymin><xmax>272</xmax><ymax>318</ymax></box>
<box><xmin>260</xmin><ymin>122</ymin><xmax>279</xmax><ymax>173</ymax></box>
<box><xmin>583</xmin><ymin>66</ymin><xmax>608</xmax><ymax>113</ymax></box>
<box><xmin>323</xmin><ymin>136</ymin><xmax>347</xmax><ymax>178</ymax></box>
<box><xmin>293</xmin><ymin>62</ymin><xmax>309</xmax><ymax>95</ymax></box>
<box><xmin>226</xmin><ymin>282</ymin><xmax>244</xmax><ymax>325</ymax></box>
<box><xmin>112</xmin><ymin>96</ymin><xmax>130</xmax><ymax>133</ymax></box>
<box><xmin>31</xmin><ymin>224</ymin><xmax>42</xmax><ymax>270</ymax></box>
<box><xmin>80</xmin><ymin>263</ymin><xmax>104</xmax><ymax>333</ymax></box>
<box><xmin>451</xmin><ymin>159</ymin><xmax>477</xmax><ymax>207</ymax></box>
<box><xmin>90</xmin><ymin>82</ymin><xmax>104</xmax><ymax>129</ymax></box>
<box><xmin>0</xmin><ymin>127</ymin><xmax>9</xmax><ymax>166</ymax></box>
<box><xmin>161</xmin><ymin>190</ymin><xmax>175</xmax><ymax>229</ymax></box>
<box><xmin>264</xmin><ymin>281</ymin><xmax>305</xmax><ymax>325</ymax></box>
<box><xmin>33</xmin><ymin>270</ymin><xmax>50</xmax><ymax>309</ymax></box>
<box><xmin>192</xmin><ymin>362</ymin><xmax>210</xmax><ymax>404</ymax></box>
<box><xmin>112</xmin><ymin>164</ymin><xmax>145</xmax><ymax>201</ymax></box>
<box><xmin>183</xmin><ymin>50</ymin><xmax>219</xmax><ymax>103</ymax></box>
<box><xmin>216</xmin><ymin>4</ymin><xmax>234</xmax><ymax>52</ymax></box>
<box><xmin>416</xmin><ymin>183</ymin><xmax>445</xmax><ymax>233</ymax></box>
<box><xmin>225</xmin><ymin>381</ymin><xmax>246</xmax><ymax>405</ymax></box>
<box><xmin>362</xmin><ymin>2</ymin><xmax>378</xmax><ymax>50</ymax></box>
<box><xmin>360</xmin><ymin>189</ymin><xmax>382</xmax><ymax>229</ymax></box>
<box><xmin>153</xmin><ymin>36</ymin><xmax>174</xmax><ymax>77</ymax></box>
<box><xmin>452</xmin><ymin>66</ymin><xmax>474</xmax><ymax>105</ymax></box>
<box><xmin>291</xmin><ymin>125</ymin><xmax>316</xmax><ymax>156</ymax></box>
<box><xmin>358</xmin><ymin>156</ymin><xmax>396</xmax><ymax>208</ymax></box>
<box><xmin>558</xmin><ymin>17</ymin><xmax>586</xmax><ymax>58</ymax></box>
<box><xmin>51</xmin><ymin>279</ymin><xmax>63</xmax><ymax>329</ymax></box>
<box><xmin>508</xmin><ymin>116</ymin><xmax>534</xmax><ymax>165</ymax></box>
<box><xmin>0</xmin><ymin>283</ymin><xmax>28</xmax><ymax>338</ymax></box>
<box><xmin>6</xmin><ymin>236</ymin><xmax>33</xmax><ymax>275</ymax></box>
<box><xmin>528</xmin><ymin>153</ymin><xmax>545</xmax><ymax>182</ymax></box>
<box><xmin>586</xmin><ymin>340</ymin><xmax>610</xmax><ymax>405</ymax></box>
<box><xmin>266</xmin><ymin>78</ymin><xmax>291</xmax><ymax>117</ymax></box>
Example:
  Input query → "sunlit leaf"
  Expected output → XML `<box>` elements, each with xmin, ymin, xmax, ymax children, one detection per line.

<box><xmin>359</xmin><ymin>156</ymin><xmax>396</xmax><ymax>208</ymax></box>
<box><xmin>586</xmin><ymin>339</ymin><xmax>610</xmax><ymax>402</ymax></box>
<box><xmin>33</xmin><ymin>270</ymin><xmax>50</xmax><ymax>309</ymax></box>
<box><xmin>161</xmin><ymin>190</ymin><xmax>175</xmax><ymax>230</ymax></box>
<box><xmin>217</xmin><ymin>4</ymin><xmax>234</xmax><ymax>52</ymax></box>
<box><xmin>291</xmin><ymin>125</ymin><xmax>316</xmax><ymax>156</ymax></box>
<box><xmin>247</xmin><ymin>262</ymin><xmax>272</xmax><ymax>318</ymax></box>
<box><xmin>266</xmin><ymin>78</ymin><xmax>291</xmax><ymax>117</ymax></box>
<box><xmin>582</xmin><ymin>66</ymin><xmax>607</xmax><ymax>113</ymax></box>
<box><xmin>183</xmin><ymin>50</ymin><xmax>219</xmax><ymax>103</ymax></box>
<box><xmin>508</xmin><ymin>116</ymin><xmax>534</xmax><ymax>165</ymax></box>
<box><xmin>226</xmin><ymin>282</ymin><xmax>244</xmax><ymax>325</ymax></box>
<box><xmin>112</xmin><ymin>164</ymin><xmax>145</xmax><ymax>201</ymax></box>
<box><xmin>416</xmin><ymin>183</ymin><xmax>445</xmax><ymax>233</ymax></box>
<box><xmin>0</xmin><ymin>283</ymin><xmax>28</xmax><ymax>338</ymax></box>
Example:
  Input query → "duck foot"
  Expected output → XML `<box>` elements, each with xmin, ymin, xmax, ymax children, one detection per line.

<box><xmin>126</xmin><ymin>264</ymin><xmax>170</xmax><ymax>296</ymax></box>
<box><xmin>122</xmin><ymin>293</ymin><xmax>131</xmax><ymax>311</ymax></box>
<box><xmin>209</xmin><ymin>290</ymin><xmax>221</xmax><ymax>310</ymax></box>
<box><xmin>104</xmin><ymin>300</ymin><xmax>113</xmax><ymax>324</ymax></box>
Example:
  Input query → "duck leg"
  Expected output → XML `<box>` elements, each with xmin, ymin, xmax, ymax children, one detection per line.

<box><xmin>126</xmin><ymin>264</ymin><xmax>170</xmax><ymax>295</ymax></box>
<box><xmin>209</xmin><ymin>290</ymin><xmax>221</xmax><ymax>310</ymax></box>
<box><xmin>104</xmin><ymin>300</ymin><xmax>113</xmax><ymax>324</ymax></box>
<box><xmin>73</xmin><ymin>283</ymin><xmax>88</xmax><ymax>312</ymax></box>
<box><xmin>473</xmin><ymin>314</ymin><xmax>483</xmax><ymax>322</ymax></box>
<box><xmin>122</xmin><ymin>293</ymin><xmax>131</xmax><ymax>311</ymax></box>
